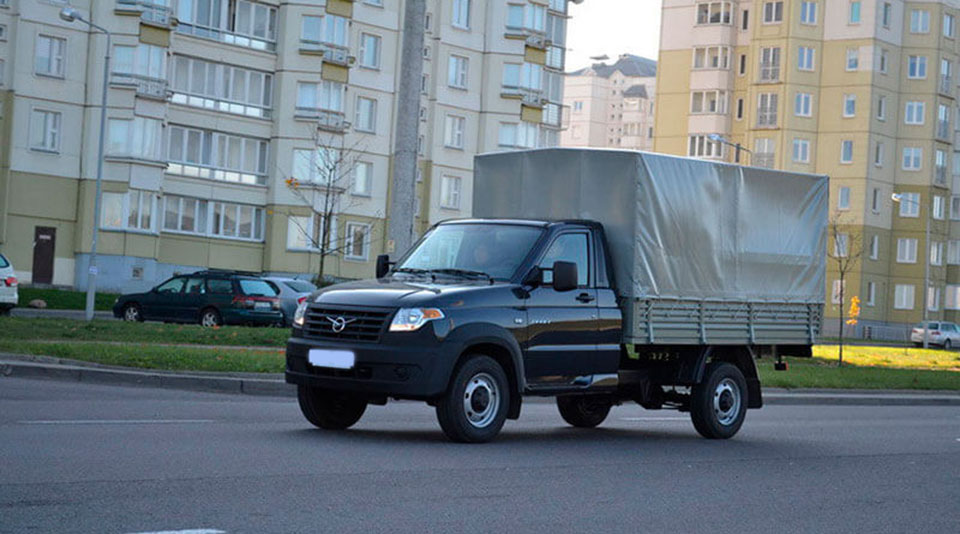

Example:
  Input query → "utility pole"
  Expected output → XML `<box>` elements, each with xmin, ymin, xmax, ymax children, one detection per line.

<box><xmin>387</xmin><ymin>0</ymin><xmax>427</xmax><ymax>257</ymax></box>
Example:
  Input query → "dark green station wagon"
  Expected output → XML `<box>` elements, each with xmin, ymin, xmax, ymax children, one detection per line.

<box><xmin>112</xmin><ymin>270</ymin><xmax>283</xmax><ymax>327</ymax></box>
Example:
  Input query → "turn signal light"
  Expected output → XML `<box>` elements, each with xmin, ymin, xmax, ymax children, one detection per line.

<box><xmin>4</xmin><ymin>277</ymin><xmax>16</xmax><ymax>287</ymax></box>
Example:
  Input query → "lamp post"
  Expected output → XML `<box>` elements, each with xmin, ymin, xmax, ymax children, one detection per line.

<box><xmin>60</xmin><ymin>7</ymin><xmax>111</xmax><ymax>322</ymax></box>
<box><xmin>708</xmin><ymin>134</ymin><xmax>751</xmax><ymax>164</ymax></box>
<box><xmin>892</xmin><ymin>193</ymin><xmax>931</xmax><ymax>349</ymax></box>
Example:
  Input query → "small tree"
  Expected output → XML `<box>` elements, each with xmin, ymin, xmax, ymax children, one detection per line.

<box><xmin>828</xmin><ymin>212</ymin><xmax>864</xmax><ymax>367</ymax></box>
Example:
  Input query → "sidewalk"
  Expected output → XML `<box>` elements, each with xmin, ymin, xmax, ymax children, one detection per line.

<box><xmin>3</xmin><ymin>353</ymin><xmax>959</xmax><ymax>405</ymax></box>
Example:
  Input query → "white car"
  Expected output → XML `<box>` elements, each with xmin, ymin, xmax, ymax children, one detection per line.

<box><xmin>910</xmin><ymin>322</ymin><xmax>960</xmax><ymax>349</ymax></box>
<box><xmin>0</xmin><ymin>253</ymin><xmax>18</xmax><ymax>314</ymax></box>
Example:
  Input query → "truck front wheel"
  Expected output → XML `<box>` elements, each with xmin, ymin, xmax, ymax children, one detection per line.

<box><xmin>297</xmin><ymin>386</ymin><xmax>367</xmax><ymax>430</ymax></box>
<box><xmin>690</xmin><ymin>362</ymin><xmax>748</xmax><ymax>439</ymax></box>
<box><xmin>436</xmin><ymin>355</ymin><xmax>510</xmax><ymax>443</ymax></box>
<box><xmin>556</xmin><ymin>395</ymin><xmax>612</xmax><ymax>428</ymax></box>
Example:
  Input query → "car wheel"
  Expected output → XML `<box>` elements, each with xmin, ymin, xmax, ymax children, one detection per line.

<box><xmin>199</xmin><ymin>308</ymin><xmax>222</xmax><ymax>327</ymax></box>
<box><xmin>122</xmin><ymin>303</ymin><xmax>143</xmax><ymax>322</ymax></box>
<box><xmin>690</xmin><ymin>362</ymin><xmax>748</xmax><ymax>440</ymax></box>
<box><xmin>436</xmin><ymin>355</ymin><xmax>510</xmax><ymax>443</ymax></box>
<box><xmin>556</xmin><ymin>395</ymin><xmax>613</xmax><ymax>428</ymax></box>
<box><xmin>297</xmin><ymin>386</ymin><xmax>367</xmax><ymax>430</ymax></box>
<box><xmin>944</xmin><ymin>339</ymin><xmax>952</xmax><ymax>350</ymax></box>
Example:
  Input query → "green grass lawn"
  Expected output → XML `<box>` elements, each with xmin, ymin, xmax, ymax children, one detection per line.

<box><xmin>758</xmin><ymin>356</ymin><xmax>960</xmax><ymax>390</ymax></box>
<box><xmin>17</xmin><ymin>288</ymin><xmax>120</xmax><ymax>311</ymax></box>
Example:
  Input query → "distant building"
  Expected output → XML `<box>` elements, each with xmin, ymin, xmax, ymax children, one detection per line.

<box><xmin>562</xmin><ymin>54</ymin><xmax>657</xmax><ymax>150</ymax></box>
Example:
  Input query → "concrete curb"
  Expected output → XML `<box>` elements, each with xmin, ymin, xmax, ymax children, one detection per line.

<box><xmin>1</xmin><ymin>357</ymin><xmax>958</xmax><ymax>405</ymax></box>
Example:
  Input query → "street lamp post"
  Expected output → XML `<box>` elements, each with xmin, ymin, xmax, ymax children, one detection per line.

<box><xmin>708</xmin><ymin>134</ymin><xmax>751</xmax><ymax>164</ymax></box>
<box><xmin>60</xmin><ymin>7</ymin><xmax>111</xmax><ymax>322</ymax></box>
<box><xmin>892</xmin><ymin>193</ymin><xmax>931</xmax><ymax>349</ymax></box>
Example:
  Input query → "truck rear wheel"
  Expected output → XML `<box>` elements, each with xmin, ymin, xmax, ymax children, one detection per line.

<box><xmin>297</xmin><ymin>385</ymin><xmax>367</xmax><ymax>430</ymax></box>
<box><xmin>690</xmin><ymin>362</ymin><xmax>747</xmax><ymax>439</ymax></box>
<box><xmin>436</xmin><ymin>355</ymin><xmax>510</xmax><ymax>443</ymax></box>
<box><xmin>556</xmin><ymin>395</ymin><xmax>612</xmax><ymax>428</ymax></box>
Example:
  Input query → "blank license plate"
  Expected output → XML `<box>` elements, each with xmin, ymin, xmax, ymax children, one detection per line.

<box><xmin>254</xmin><ymin>301</ymin><xmax>271</xmax><ymax>310</ymax></box>
<box><xmin>308</xmin><ymin>349</ymin><xmax>355</xmax><ymax>370</ymax></box>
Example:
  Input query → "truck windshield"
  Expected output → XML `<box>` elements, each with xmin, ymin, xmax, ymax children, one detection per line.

<box><xmin>396</xmin><ymin>223</ymin><xmax>543</xmax><ymax>281</ymax></box>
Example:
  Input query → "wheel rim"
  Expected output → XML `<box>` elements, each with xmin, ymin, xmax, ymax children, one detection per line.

<box><xmin>124</xmin><ymin>306</ymin><xmax>139</xmax><ymax>321</ymax></box>
<box><xmin>462</xmin><ymin>372</ymin><xmax>500</xmax><ymax>428</ymax></box>
<box><xmin>201</xmin><ymin>312</ymin><xmax>218</xmax><ymax>327</ymax></box>
<box><xmin>713</xmin><ymin>378</ymin><xmax>742</xmax><ymax>426</ymax></box>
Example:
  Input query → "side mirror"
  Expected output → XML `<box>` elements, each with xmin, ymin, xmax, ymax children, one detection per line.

<box><xmin>522</xmin><ymin>266</ymin><xmax>542</xmax><ymax>287</ymax></box>
<box><xmin>552</xmin><ymin>261</ymin><xmax>578</xmax><ymax>292</ymax></box>
<box><xmin>375</xmin><ymin>254</ymin><xmax>391</xmax><ymax>279</ymax></box>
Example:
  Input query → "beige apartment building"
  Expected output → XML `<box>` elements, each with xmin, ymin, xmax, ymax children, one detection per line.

<box><xmin>655</xmin><ymin>0</ymin><xmax>960</xmax><ymax>338</ymax></box>
<box><xmin>562</xmin><ymin>54</ymin><xmax>657</xmax><ymax>150</ymax></box>
<box><xmin>0</xmin><ymin>0</ymin><xmax>571</xmax><ymax>292</ymax></box>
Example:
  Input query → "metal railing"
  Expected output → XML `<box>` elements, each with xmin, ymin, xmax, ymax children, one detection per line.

<box><xmin>543</xmin><ymin>103</ymin><xmax>562</xmax><ymax>127</ymax></box>
<box><xmin>546</xmin><ymin>45</ymin><xmax>565</xmax><ymax>70</ymax></box>
<box><xmin>294</xmin><ymin>107</ymin><xmax>348</xmax><ymax>132</ymax></box>
<box><xmin>170</xmin><ymin>91</ymin><xmax>272</xmax><ymax>119</ymax></box>
<box><xmin>505</xmin><ymin>26</ymin><xmax>548</xmax><ymax>49</ymax></box>
<box><xmin>176</xmin><ymin>22</ymin><xmax>276</xmax><ymax>52</ymax></box>
<box><xmin>501</xmin><ymin>85</ymin><xmax>545</xmax><ymax>107</ymax></box>
<box><xmin>299</xmin><ymin>40</ymin><xmax>350</xmax><ymax>65</ymax></box>
<box><xmin>753</xmin><ymin>153</ymin><xmax>775</xmax><ymax>168</ymax></box>
<box><xmin>111</xmin><ymin>72</ymin><xmax>168</xmax><ymax>100</ymax></box>
<box><xmin>165</xmin><ymin>162</ymin><xmax>267</xmax><ymax>186</ymax></box>
<box><xmin>115</xmin><ymin>0</ymin><xmax>173</xmax><ymax>27</ymax></box>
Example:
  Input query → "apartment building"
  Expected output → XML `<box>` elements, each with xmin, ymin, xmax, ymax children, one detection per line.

<box><xmin>0</xmin><ymin>0</ymin><xmax>571</xmax><ymax>292</ymax></box>
<box><xmin>654</xmin><ymin>0</ymin><xmax>960</xmax><ymax>337</ymax></box>
<box><xmin>561</xmin><ymin>54</ymin><xmax>657</xmax><ymax>150</ymax></box>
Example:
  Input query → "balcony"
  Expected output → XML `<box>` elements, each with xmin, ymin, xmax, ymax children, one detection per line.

<box><xmin>294</xmin><ymin>107</ymin><xmax>348</xmax><ymax>133</ymax></box>
<box><xmin>546</xmin><ymin>45</ymin><xmax>565</xmax><ymax>71</ymax></box>
<box><xmin>111</xmin><ymin>73</ymin><xmax>168</xmax><ymax>100</ymax></box>
<box><xmin>501</xmin><ymin>85</ymin><xmax>546</xmax><ymax>107</ymax></box>
<box><xmin>169</xmin><ymin>91</ymin><xmax>272</xmax><ymax>119</ymax></box>
<box><xmin>299</xmin><ymin>40</ymin><xmax>351</xmax><ymax>66</ymax></box>
<box><xmin>753</xmin><ymin>153</ymin><xmax>775</xmax><ymax>168</ymax></box>
<box><xmin>176</xmin><ymin>23</ymin><xmax>276</xmax><ymax>52</ymax></box>
<box><xmin>941</xmin><ymin>75</ymin><xmax>953</xmax><ymax>97</ymax></box>
<box><xmin>543</xmin><ymin>103</ymin><xmax>564</xmax><ymax>127</ymax></box>
<box><xmin>115</xmin><ymin>0</ymin><xmax>174</xmax><ymax>28</ymax></box>
<box><xmin>166</xmin><ymin>162</ymin><xmax>266</xmax><ymax>186</ymax></box>
<box><xmin>505</xmin><ymin>26</ymin><xmax>549</xmax><ymax>50</ymax></box>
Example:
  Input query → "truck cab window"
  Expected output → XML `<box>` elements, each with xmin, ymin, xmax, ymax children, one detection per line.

<box><xmin>540</xmin><ymin>233</ymin><xmax>589</xmax><ymax>286</ymax></box>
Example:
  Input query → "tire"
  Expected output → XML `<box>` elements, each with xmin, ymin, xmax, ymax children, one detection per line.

<box><xmin>944</xmin><ymin>339</ymin><xmax>952</xmax><ymax>350</ymax></box>
<box><xmin>199</xmin><ymin>308</ymin><xmax>222</xmax><ymax>327</ymax></box>
<box><xmin>122</xmin><ymin>303</ymin><xmax>143</xmax><ymax>322</ymax></box>
<box><xmin>690</xmin><ymin>361</ymin><xmax>748</xmax><ymax>440</ymax></box>
<box><xmin>297</xmin><ymin>386</ymin><xmax>367</xmax><ymax>430</ymax></box>
<box><xmin>556</xmin><ymin>395</ymin><xmax>612</xmax><ymax>428</ymax></box>
<box><xmin>436</xmin><ymin>355</ymin><xmax>510</xmax><ymax>443</ymax></box>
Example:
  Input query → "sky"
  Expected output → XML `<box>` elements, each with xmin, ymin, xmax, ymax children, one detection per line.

<box><xmin>565</xmin><ymin>0</ymin><xmax>662</xmax><ymax>71</ymax></box>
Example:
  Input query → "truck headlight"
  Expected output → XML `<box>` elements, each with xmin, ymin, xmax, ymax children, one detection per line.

<box><xmin>293</xmin><ymin>299</ymin><xmax>309</xmax><ymax>327</ymax></box>
<box><xmin>389</xmin><ymin>308</ymin><xmax>444</xmax><ymax>332</ymax></box>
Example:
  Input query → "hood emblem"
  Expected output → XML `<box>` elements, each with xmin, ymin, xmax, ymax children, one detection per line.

<box><xmin>326</xmin><ymin>315</ymin><xmax>357</xmax><ymax>333</ymax></box>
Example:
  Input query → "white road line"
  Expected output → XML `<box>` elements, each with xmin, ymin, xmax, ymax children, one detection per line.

<box><xmin>620</xmin><ymin>417</ymin><xmax>688</xmax><ymax>422</ymax></box>
<box><xmin>126</xmin><ymin>530</ymin><xmax>226</xmax><ymax>534</ymax></box>
<box><xmin>19</xmin><ymin>419</ymin><xmax>216</xmax><ymax>425</ymax></box>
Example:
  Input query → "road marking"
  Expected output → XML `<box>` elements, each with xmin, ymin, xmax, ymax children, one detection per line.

<box><xmin>19</xmin><ymin>419</ymin><xmax>216</xmax><ymax>425</ymax></box>
<box><xmin>126</xmin><ymin>530</ymin><xmax>225</xmax><ymax>534</ymax></box>
<box><xmin>620</xmin><ymin>417</ymin><xmax>688</xmax><ymax>422</ymax></box>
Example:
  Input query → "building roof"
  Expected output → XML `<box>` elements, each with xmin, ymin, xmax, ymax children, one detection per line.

<box><xmin>569</xmin><ymin>54</ymin><xmax>658</xmax><ymax>78</ymax></box>
<box><xmin>622</xmin><ymin>84</ymin><xmax>649</xmax><ymax>98</ymax></box>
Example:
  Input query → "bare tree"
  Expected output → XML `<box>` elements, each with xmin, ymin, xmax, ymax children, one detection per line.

<box><xmin>828</xmin><ymin>212</ymin><xmax>864</xmax><ymax>367</ymax></box>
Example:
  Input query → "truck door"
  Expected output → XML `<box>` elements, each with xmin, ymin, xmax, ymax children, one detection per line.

<box><xmin>523</xmin><ymin>231</ymin><xmax>600</xmax><ymax>387</ymax></box>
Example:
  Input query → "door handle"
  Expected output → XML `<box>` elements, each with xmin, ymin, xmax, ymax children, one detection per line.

<box><xmin>576</xmin><ymin>293</ymin><xmax>595</xmax><ymax>303</ymax></box>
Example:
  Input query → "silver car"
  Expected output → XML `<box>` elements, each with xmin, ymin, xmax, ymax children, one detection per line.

<box><xmin>265</xmin><ymin>277</ymin><xmax>318</xmax><ymax>326</ymax></box>
<box><xmin>910</xmin><ymin>322</ymin><xmax>960</xmax><ymax>349</ymax></box>
<box><xmin>0</xmin><ymin>253</ymin><xmax>17</xmax><ymax>315</ymax></box>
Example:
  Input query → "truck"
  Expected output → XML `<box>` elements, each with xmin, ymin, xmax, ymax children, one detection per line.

<box><xmin>285</xmin><ymin>148</ymin><xmax>828</xmax><ymax>443</ymax></box>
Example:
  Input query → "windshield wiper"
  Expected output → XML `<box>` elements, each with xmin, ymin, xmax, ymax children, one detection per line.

<box><xmin>392</xmin><ymin>267</ymin><xmax>436</xmax><ymax>281</ymax></box>
<box><xmin>428</xmin><ymin>268</ymin><xmax>495</xmax><ymax>283</ymax></box>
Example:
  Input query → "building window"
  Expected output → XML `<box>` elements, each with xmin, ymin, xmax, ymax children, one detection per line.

<box><xmin>866</xmin><ymin>281</ymin><xmax>876</xmax><ymax>306</ymax></box>
<box><xmin>831</xmin><ymin>280</ymin><xmax>846</xmax><ymax>305</ymax></box>
<box><xmin>107</xmin><ymin>117</ymin><xmax>163</xmax><ymax>161</ymax></box>
<box><xmin>452</xmin><ymin>0</ymin><xmax>471</xmax><ymax>29</ymax></box>
<box><xmin>834</xmin><ymin>233</ymin><xmax>849</xmax><ymax>258</ymax></box>
<box><xmin>928</xmin><ymin>286</ymin><xmax>941</xmax><ymax>311</ymax></box>
<box><xmin>448</xmin><ymin>55</ymin><xmax>469</xmax><ymax>88</ymax></box>
<box><xmin>573</xmin><ymin>101</ymin><xmax>583</xmax><ymax>112</ymax></box>
<box><xmin>899</xmin><ymin>192</ymin><xmax>920</xmax><ymax>217</ymax></box>
<box><xmin>170</xmin><ymin>56</ymin><xmax>273</xmax><ymax>118</ymax></box>
<box><xmin>902</xmin><ymin>148</ymin><xmax>923</xmax><ymax>171</ymax></box>
<box><xmin>881</xmin><ymin>2</ymin><xmax>892</xmax><ymax>28</ymax></box>
<box><xmin>29</xmin><ymin>109</ymin><xmax>61</xmax><ymax>153</ymax></box>
<box><xmin>287</xmin><ymin>214</ymin><xmax>336</xmax><ymax>251</ymax></box>
<box><xmin>113</xmin><ymin>43</ymin><xmax>167</xmax><ymax>81</ymax></box>
<box><xmin>291</xmin><ymin>146</ymin><xmax>346</xmax><ymax>186</ymax></box>
<box><xmin>759</xmin><ymin>47</ymin><xmax>781</xmax><ymax>82</ymax></box>
<box><xmin>797</xmin><ymin>46</ymin><xmax>815</xmax><ymax>71</ymax></box>
<box><xmin>359</xmin><ymin>33</ymin><xmax>382</xmax><ymax>69</ymax></box>
<box><xmin>739</xmin><ymin>54</ymin><xmax>747</xmax><ymax>75</ymax></box>
<box><xmin>688</xmin><ymin>135</ymin><xmax>724</xmax><ymax>158</ymax></box>
<box><xmin>800</xmin><ymin>1</ymin><xmax>817</xmax><ymax>24</ymax></box>
<box><xmin>947</xmin><ymin>286</ymin><xmax>960</xmax><ymax>309</ymax></box>
<box><xmin>910</xmin><ymin>9</ymin><xmax>930</xmax><ymax>33</ymax></box>
<box><xmin>696</xmin><ymin>2</ymin><xmax>733</xmax><ymax>25</ymax></box>
<box><xmin>843</xmin><ymin>94</ymin><xmax>856</xmax><ymax>117</ymax></box>
<box><xmin>102</xmin><ymin>191</ymin><xmax>158</xmax><ymax>233</ymax></box>
<box><xmin>741</xmin><ymin>9</ymin><xmax>749</xmax><ymax>30</ymax></box>
<box><xmin>934</xmin><ymin>195</ymin><xmax>946</xmax><ymax>220</ymax></box>
<box><xmin>692</xmin><ymin>46</ymin><xmax>730</xmax><ymax>69</ymax></box>
<box><xmin>301</xmin><ymin>14</ymin><xmax>349</xmax><ymax>48</ymax></box>
<box><xmin>877</xmin><ymin>96</ymin><xmax>887</xmax><ymax>120</ymax></box>
<box><xmin>344</xmin><ymin>222</ymin><xmax>371</xmax><ymax>261</ymax></box>
<box><xmin>444</xmin><ymin>115</ymin><xmax>466</xmax><ymax>149</ymax></box>
<box><xmin>499</xmin><ymin>122</ymin><xmax>539</xmax><ymax>149</ymax></box>
<box><xmin>178</xmin><ymin>0</ymin><xmax>278</xmax><ymax>50</ymax></box>
<box><xmin>869</xmin><ymin>234</ymin><xmax>879</xmax><ymax>260</ymax></box>
<box><xmin>840</xmin><ymin>140</ymin><xmax>854</xmax><ymax>163</ymax></box>
<box><xmin>690</xmin><ymin>91</ymin><xmax>728</xmax><ymax>114</ymax></box>
<box><xmin>351</xmin><ymin>96</ymin><xmax>376</xmax><ymax>133</ymax></box>
<box><xmin>846</xmin><ymin>48</ymin><xmax>859</xmax><ymax>71</ymax></box>
<box><xmin>502</xmin><ymin>62</ymin><xmax>543</xmax><ymax>92</ymax></box>
<box><xmin>35</xmin><ymin>35</ymin><xmax>66</xmax><ymax>77</ymax></box>
<box><xmin>507</xmin><ymin>2</ymin><xmax>546</xmax><ymax>32</ymax></box>
<box><xmin>837</xmin><ymin>186</ymin><xmax>851</xmax><ymax>209</ymax></box>
<box><xmin>894</xmin><ymin>285</ymin><xmax>915</xmax><ymax>310</ymax></box>
<box><xmin>353</xmin><ymin>161</ymin><xmax>373</xmax><ymax>197</ymax></box>
<box><xmin>950</xmin><ymin>242</ymin><xmax>960</xmax><ymax>264</ymax></box>
<box><xmin>936</xmin><ymin>149</ymin><xmax>948</xmax><ymax>184</ymax></box>
<box><xmin>792</xmin><ymin>138</ymin><xmax>810</xmax><ymax>163</ymax></box>
<box><xmin>163</xmin><ymin>195</ymin><xmax>208</xmax><ymax>235</ymax></box>
<box><xmin>952</xmin><ymin>196</ymin><xmax>960</xmax><ymax>220</ymax></box>
<box><xmin>736</xmin><ymin>98</ymin><xmax>744</xmax><ymax>120</ymax></box>
<box><xmin>440</xmin><ymin>175</ymin><xmax>462</xmax><ymax>209</ymax></box>
<box><xmin>296</xmin><ymin>80</ymin><xmax>344</xmax><ymax>112</ymax></box>
<box><xmin>874</xmin><ymin>142</ymin><xmax>884</xmax><ymax>167</ymax></box>
<box><xmin>762</xmin><ymin>1</ymin><xmax>783</xmax><ymax>23</ymax></box>
<box><xmin>878</xmin><ymin>49</ymin><xmax>888</xmax><ymax>73</ymax></box>
<box><xmin>757</xmin><ymin>93</ymin><xmax>778</xmax><ymax>127</ymax></box>
<box><xmin>908</xmin><ymin>56</ymin><xmax>928</xmax><ymax>79</ymax></box>
<box><xmin>932</xmin><ymin>241</ymin><xmax>945</xmax><ymax>266</ymax></box>
<box><xmin>167</xmin><ymin>126</ymin><xmax>268</xmax><ymax>186</ymax></box>
<box><xmin>795</xmin><ymin>92</ymin><xmax>812</xmax><ymax>117</ymax></box>
<box><xmin>897</xmin><ymin>238</ymin><xmax>918</xmax><ymax>263</ymax></box>
<box><xmin>905</xmin><ymin>101</ymin><xmax>925</xmax><ymax>124</ymax></box>
<box><xmin>849</xmin><ymin>1</ymin><xmax>861</xmax><ymax>24</ymax></box>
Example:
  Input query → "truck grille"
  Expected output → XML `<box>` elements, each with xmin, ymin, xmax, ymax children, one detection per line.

<box><xmin>302</xmin><ymin>306</ymin><xmax>393</xmax><ymax>343</ymax></box>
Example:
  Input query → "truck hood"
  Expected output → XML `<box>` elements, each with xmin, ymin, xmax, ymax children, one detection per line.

<box><xmin>310</xmin><ymin>277</ymin><xmax>519</xmax><ymax>308</ymax></box>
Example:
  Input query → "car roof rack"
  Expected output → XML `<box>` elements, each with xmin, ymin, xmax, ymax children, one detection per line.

<box><xmin>193</xmin><ymin>269</ymin><xmax>263</xmax><ymax>277</ymax></box>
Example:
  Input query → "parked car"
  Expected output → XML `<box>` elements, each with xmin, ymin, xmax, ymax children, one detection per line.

<box><xmin>910</xmin><ymin>322</ymin><xmax>960</xmax><ymax>349</ymax></box>
<box><xmin>265</xmin><ymin>277</ymin><xmax>318</xmax><ymax>326</ymax></box>
<box><xmin>113</xmin><ymin>270</ymin><xmax>283</xmax><ymax>327</ymax></box>
<box><xmin>0</xmin><ymin>253</ymin><xmax>18</xmax><ymax>315</ymax></box>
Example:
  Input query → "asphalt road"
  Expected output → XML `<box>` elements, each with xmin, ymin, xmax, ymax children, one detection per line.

<box><xmin>2</xmin><ymin>378</ymin><xmax>959</xmax><ymax>534</ymax></box>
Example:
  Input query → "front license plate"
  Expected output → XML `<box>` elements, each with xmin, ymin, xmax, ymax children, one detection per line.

<box><xmin>308</xmin><ymin>349</ymin><xmax>355</xmax><ymax>370</ymax></box>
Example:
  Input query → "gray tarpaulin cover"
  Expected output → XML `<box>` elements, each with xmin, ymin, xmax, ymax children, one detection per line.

<box><xmin>473</xmin><ymin>148</ymin><xmax>827</xmax><ymax>303</ymax></box>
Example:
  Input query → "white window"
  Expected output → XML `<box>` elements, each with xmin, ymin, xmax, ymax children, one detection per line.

<box><xmin>874</xmin><ymin>141</ymin><xmax>884</xmax><ymax>167</ymax></box>
<box><xmin>29</xmin><ymin>109</ymin><xmax>61</xmax><ymax>152</ymax></box>
<box><xmin>831</xmin><ymin>280</ymin><xmax>846</xmax><ymax>305</ymax></box>
<box><xmin>795</xmin><ymin>92</ymin><xmax>812</xmax><ymax>117</ymax></box>
<box><xmin>931</xmin><ymin>241</ymin><xmax>944</xmax><ymax>266</ymax></box>
<box><xmin>106</xmin><ymin>117</ymin><xmax>163</xmax><ymax>161</ymax></box>
<box><xmin>440</xmin><ymin>175</ymin><xmax>462</xmax><ymax>209</ymax></box>
<box><xmin>359</xmin><ymin>33</ymin><xmax>381</xmax><ymax>69</ymax></box>
<box><xmin>499</xmin><ymin>122</ymin><xmax>538</xmax><ymax>149</ymax></box>
<box><xmin>797</xmin><ymin>46</ymin><xmax>815</xmax><ymax>71</ymax></box>
<box><xmin>353</xmin><ymin>161</ymin><xmax>373</xmax><ymax>196</ymax></box>
<box><xmin>297</xmin><ymin>80</ymin><xmax>343</xmax><ymax>112</ymax></box>
<box><xmin>448</xmin><ymin>55</ymin><xmax>469</xmax><ymax>89</ymax></box>
<box><xmin>292</xmin><ymin>147</ymin><xmax>342</xmax><ymax>185</ymax></box>
<box><xmin>846</xmin><ymin>48</ymin><xmax>859</xmax><ymax>71</ymax></box>
<box><xmin>840</xmin><ymin>140</ymin><xmax>854</xmax><ymax>163</ymax></box>
<box><xmin>869</xmin><ymin>234</ymin><xmax>879</xmax><ymax>260</ymax></box>
<box><xmin>759</xmin><ymin>47</ymin><xmax>781</xmax><ymax>82</ymax></box>
<box><xmin>287</xmin><ymin>214</ymin><xmax>335</xmax><ymax>251</ymax></box>
<box><xmin>688</xmin><ymin>135</ymin><xmax>724</xmax><ymax>158</ymax></box>
<box><xmin>208</xmin><ymin>202</ymin><xmax>263</xmax><ymax>240</ymax></box>
<box><xmin>113</xmin><ymin>43</ymin><xmax>167</xmax><ymax>80</ymax></box>
<box><xmin>163</xmin><ymin>195</ymin><xmax>208</xmax><ymax>235</ymax></box>
<box><xmin>866</xmin><ymin>281</ymin><xmax>876</xmax><ymax>306</ymax></box>
<box><xmin>908</xmin><ymin>56</ymin><xmax>928</xmax><ymax>79</ymax></box>
<box><xmin>905</xmin><ymin>101</ymin><xmax>925</xmax><ymax>125</ymax></box>
<box><xmin>800</xmin><ymin>1</ymin><xmax>817</xmax><ymax>24</ymax></box>
<box><xmin>947</xmin><ymin>285</ymin><xmax>960</xmax><ymax>309</ymax></box>
<box><xmin>696</xmin><ymin>2</ymin><xmax>733</xmax><ymax>25</ymax></box>
<box><xmin>902</xmin><ymin>147</ymin><xmax>923</xmax><ymax>170</ymax></box>
<box><xmin>897</xmin><ymin>238</ymin><xmax>918</xmax><ymax>263</ymax></box>
<box><xmin>871</xmin><ymin>188</ymin><xmax>881</xmax><ymax>212</ymax></box>
<box><xmin>101</xmin><ymin>190</ymin><xmax>158</xmax><ymax>233</ymax></box>
<box><xmin>946</xmin><ymin>14</ymin><xmax>956</xmax><ymax>38</ymax></box>
<box><xmin>757</xmin><ymin>93</ymin><xmax>778</xmax><ymax>127</ymax></box>
<box><xmin>949</xmin><ymin>241</ymin><xmax>960</xmax><ymax>264</ymax></box>
<box><xmin>952</xmin><ymin>196</ymin><xmax>960</xmax><ymax>220</ymax></box>
<box><xmin>573</xmin><ymin>101</ymin><xmax>583</xmax><ymax>112</ymax></box>
<box><xmin>355</xmin><ymin>96</ymin><xmax>377</xmax><ymax>133</ymax></box>
<box><xmin>444</xmin><ymin>115</ymin><xmax>466</xmax><ymax>149</ymax></box>
<box><xmin>879</xmin><ymin>48</ymin><xmax>889</xmax><ymax>73</ymax></box>
<box><xmin>928</xmin><ymin>286</ymin><xmax>941</xmax><ymax>311</ymax></box>
<box><xmin>934</xmin><ymin>195</ymin><xmax>945</xmax><ymax>220</ymax></box>
<box><xmin>502</xmin><ymin>62</ymin><xmax>543</xmax><ymax>91</ymax></box>
<box><xmin>849</xmin><ymin>1</ymin><xmax>861</xmax><ymax>23</ymax></box>
<box><xmin>834</xmin><ymin>233</ymin><xmax>849</xmax><ymax>257</ymax></box>
<box><xmin>508</xmin><ymin>2</ymin><xmax>546</xmax><ymax>32</ymax></box>
<box><xmin>792</xmin><ymin>139</ymin><xmax>810</xmax><ymax>163</ymax></box>
<box><xmin>167</xmin><ymin>126</ymin><xmax>268</xmax><ymax>185</ymax></box>
<box><xmin>35</xmin><ymin>35</ymin><xmax>66</xmax><ymax>77</ymax></box>
<box><xmin>692</xmin><ymin>46</ymin><xmax>730</xmax><ymax>69</ymax></box>
<box><xmin>452</xmin><ymin>0</ymin><xmax>471</xmax><ymax>29</ymax></box>
<box><xmin>169</xmin><ymin>56</ymin><xmax>273</xmax><ymax>117</ymax></box>
<box><xmin>762</xmin><ymin>1</ymin><xmax>783</xmax><ymax>23</ymax></box>
<box><xmin>690</xmin><ymin>91</ymin><xmax>728</xmax><ymax>114</ymax></box>
<box><xmin>899</xmin><ymin>192</ymin><xmax>920</xmax><ymax>217</ymax></box>
<box><xmin>837</xmin><ymin>186</ymin><xmax>851</xmax><ymax>209</ymax></box>
<box><xmin>877</xmin><ymin>96</ymin><xmax>887</xmax><ymax>120</ymax></box>
<box><xmin>843</xmin><ymin>94</ymin><xmax>856</xmax><ymax>117</ymax></box>
<box><xmin>894</xmin><ymin>285</ymin><xmax>915</xmax><ymax>310</ymax></box>
<box><xmin>344</xmin><ymin>222</ymin><xmax>371</xmax><ymax>261</ymax></box>
<box><xmin>910</xmin><ymin>9</ymin><xmax>930</xmax><ymax>33</ymax></box>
